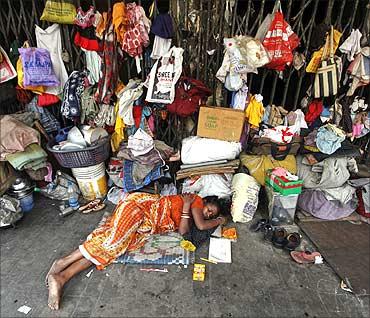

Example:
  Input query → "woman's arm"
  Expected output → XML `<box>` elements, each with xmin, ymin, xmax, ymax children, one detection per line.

<box><xmin>191</xmin><ymin>207</ymin><xmax>227</xmax><ymax>231</ymax></box>
<box><xmin>178</xmin><ymin>200</ymin><xmax>192</xmax><ymax>235</ymax></box>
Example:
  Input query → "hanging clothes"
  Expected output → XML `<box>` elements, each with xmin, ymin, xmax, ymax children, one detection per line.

<box><xmin>112</xmin><ymin>2</ymin><xmax>126</xmax><ymax>44</ymax></box>
<box><xmin>346</xmin><ymin>47</ymin><xmax>370</xmax><ymax>96</ymax></box>
<box><xmin>82</xmin><ymin>49</ymin><xmax>102</xmax><ymax>85</ymax></box>
<box><xmin>245</xmin><ymin>94</ymin><xmax>264</xmax><ymax>128</ymax></box>
<box><xmin>35</xmin><ymin>24</ymin><xmax>69</xmax><ymax>96</ymax></box>
<box><xmin>74</xmin><ymin>6</ymin><xmax>101</xmax><ymax>51</ymax></box>
<box><xmin>339</xmin><ymin>29</ymin><xmax>362</xmax><ymax>62</ymax></box>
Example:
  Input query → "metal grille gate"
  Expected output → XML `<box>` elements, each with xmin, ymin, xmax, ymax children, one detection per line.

<box><xmin>0</xmin><ymin>0</ymin><xmax>369</xmax><ymax>148</ymax></box>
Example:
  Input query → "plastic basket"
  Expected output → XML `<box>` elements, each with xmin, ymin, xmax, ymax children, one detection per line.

<box><xmin>47</xmin><ymin>136</ymin><xmax>111</xmax><ymax>168</ymax></box>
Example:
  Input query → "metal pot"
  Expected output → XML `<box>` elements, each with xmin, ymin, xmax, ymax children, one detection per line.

<box><xmin>7</xmin><ymin>177</ymin><xmax>34</xmax><ymax>199</ymax></box>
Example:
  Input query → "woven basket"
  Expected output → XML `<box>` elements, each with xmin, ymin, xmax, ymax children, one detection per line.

<box><xmin>47</xmin><ymin>136</ymin><xmax>111</xmax><ymax>168</ymax></box>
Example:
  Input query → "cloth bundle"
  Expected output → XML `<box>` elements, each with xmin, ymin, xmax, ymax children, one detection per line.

<box><xmin>6</xmin><ymin>143</ymin><xmax>47</xmax><ymax>170</ymax></box>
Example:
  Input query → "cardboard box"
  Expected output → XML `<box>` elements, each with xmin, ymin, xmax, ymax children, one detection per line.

<box><xmin>197</xmin><ymin>106</ymin><xmax>245</xmax><ymax>142</ymax></box>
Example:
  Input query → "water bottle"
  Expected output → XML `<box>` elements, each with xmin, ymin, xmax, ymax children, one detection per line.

<box><xmin>67</xmin><ymin>181</ymin><xmax>80</xmax><ymax>210</ymax></box>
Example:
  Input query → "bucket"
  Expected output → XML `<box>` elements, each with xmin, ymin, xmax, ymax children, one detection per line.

<box><xmin>19</xmin><ymin>193</ymin><xmax>34</xmax><ymax>213</ymax></box>
<box><xmin>72</xmin><ymin>162</ymin><xmax>108</xmax><ymax>200</ymax></box>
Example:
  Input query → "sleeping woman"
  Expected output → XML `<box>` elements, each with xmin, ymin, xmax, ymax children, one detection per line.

<box><xmin>46</xmin><ymin>192</ymin><xmax>229</xmax><ymax>310</ymax></box>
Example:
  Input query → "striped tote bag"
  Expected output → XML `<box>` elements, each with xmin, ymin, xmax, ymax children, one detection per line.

<box><xmin>313</xmin><ymin>26</ymin><xmax>340</xmax><ymax>98</ymax></box>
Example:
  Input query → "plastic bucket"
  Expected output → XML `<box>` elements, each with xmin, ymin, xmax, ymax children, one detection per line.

<box><xmin>19</xmin><ymin>193</ymin><xmax>34</xmax><ymax>213</ymax></box>
<box><xmin>72</xmin><ymin>163</ymin><xmax>108</xmax><ymax>200</ymax></box>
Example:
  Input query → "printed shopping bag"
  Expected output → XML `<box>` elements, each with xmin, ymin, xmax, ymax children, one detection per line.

<box><xmin>313</xmin><ymin>26</ymin><xmax>341</xmax><ymax>98</ymax></box>
<box><xmin>262</xmin><ymin>2</ymin><xmax>299</xmax><ymax>71</ymax></box>
<box><xmin>40</xmin><ymin>0</ymin><xmax>76</xmax><ymax>24</ymax></box>
<box><xmin>145</xmin><ymin>47</ymin><xmax>184</xmax><ymax>104</ymax></box>
<box><xmin>0</xmin><ymin>46</ymin><xmax>17</xmax><ymax>83</ymax></box>
<box><xmin>18</xmin><ymin>48</ymin><xmax>59</xmax><ymax>87</ymax></box>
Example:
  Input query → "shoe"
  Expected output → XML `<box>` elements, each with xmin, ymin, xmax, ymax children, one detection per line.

<box><xmin>262</xmin><ymin>224</ymin><xmax>274</xmax><ymax>241</ymax></box>
<box><xmin>271</xmin><ymin>228</ymin><xmax>288</xmax><ymax>248</ymax></box>
<box><xmin>283</xmin><ymin>232</ymin><xmax>301</xmax><ymax>251</ymax></box>
<box><xmin>250</xmin><ymin>219</ymin><xmax>269</xmax><ymax>232</ymax></box>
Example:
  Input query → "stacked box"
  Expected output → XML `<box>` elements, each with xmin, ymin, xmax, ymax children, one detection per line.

<box><xmin>265</xmin><ymin>170</ymin><xmax>303</xmax><ymax>196</ymax></box>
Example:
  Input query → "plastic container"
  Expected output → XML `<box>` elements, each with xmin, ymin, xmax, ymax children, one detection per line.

<box><xmin>67</xmin><ymin>181</ymin><xmax>80</xmax><ymax>210</ymax></box>
<box><xmin>47</xmin><ymin>136</ymin><xmax>110</xmax><ymax>168</ymax></box>
<box><xmin>19</xmin><ymin>192</ymin><xmax>34</xmax><ymax>213</ymax></box>
<box><xmin>72</xmin><ymin>163</ymin><xmax>108</xmax><ymax>200</ymax></box>
<box><xmin>266</xmin><ymin>185</ymin><xmax>298</xmax><ymax>225</ymax></box>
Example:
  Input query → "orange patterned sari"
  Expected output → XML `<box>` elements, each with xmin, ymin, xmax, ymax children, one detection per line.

<box><xmin>79</xmin><ymin>193</ymin><xmax>203</xmax><ymax>269</ymax></box>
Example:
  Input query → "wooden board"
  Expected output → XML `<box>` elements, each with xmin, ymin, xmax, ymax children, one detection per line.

<box><xmin>296</xmin><ymin>209</ymin><xmax>362</xmax><ymax>223</ymax></box>
<box><xmin>299</xmin><ymin>221</ymin><xmax>370</xmax><ymax>296</ymax></box>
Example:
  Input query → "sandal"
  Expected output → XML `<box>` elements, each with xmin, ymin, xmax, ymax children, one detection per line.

<box><xmin>250</xmin><ymin>219</ymin><xmax>269</xmax><ymax>232</ymax></box>
<box><xmin>79</xmin><ymin>199</ymin><xmax>102</xmax><ymax>212</ymax></box>
<box><xmin>290</xmin><ymin>251</ymin><xmax>321</xmax><ymax>264</ymax></box>
<box><xmin>262</xmin><ymin>224</ymin><xmax>274</xmax><ymax>241</ymax></box>
<box><xmin>82</xmin><ymin>202</ymin><xmax>105</xmax><ymax>214</ymax></box>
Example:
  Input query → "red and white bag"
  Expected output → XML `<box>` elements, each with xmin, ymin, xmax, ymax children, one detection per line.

<box><xmin>262</xmin><ymin>2</ymin><xmax>299</xmax><ymax>71</ymax></box>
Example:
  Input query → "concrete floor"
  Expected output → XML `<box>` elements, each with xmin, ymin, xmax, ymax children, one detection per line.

<box><xmin>1</xmin><ymin>194</ymin><xmax>369</xmax><ymax>318</ymax></box>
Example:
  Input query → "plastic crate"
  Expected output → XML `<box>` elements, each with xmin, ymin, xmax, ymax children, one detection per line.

<box><xmin>266</xmin><ymin>185</ymin><xmax>299</xmax><ymax>225</ymax></box>
<box><xmin>47</xmin><ymin>136</ymin><xmax>111</xmax><ymax>168</ymax></box>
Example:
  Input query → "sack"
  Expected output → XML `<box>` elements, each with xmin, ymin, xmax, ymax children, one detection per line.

<box><xmin>167</xmin><ymin>77</ymin><xmax>212</xmax><ymax>117</ymax></box>
<box><xmin>240</xmin><ymin>153</ymin><xmax>297</xmax><ymax>186</ymax></box>
<box><xmin>268</xmin><ymin>105</ymin><xmax>288</xmax><ymax>127</ymax></box>
<box><xmin>249</xmin><ymin>135</ymin><xmax>301</xmax><ymax>161</ymax></box>
<box><xmin>40</xmin><ymin>0</ymin><xmax>76</xmax><ymax>24</ymax></box>
<box><xmin>231</xmin><ymin>173</ymin><xmax>260</xmax><ymax>223</ymax></box>
<box><xmin>262</xmin><ymin>4</ymin><xmax>299</xmax><ymax>71</ymax></box>
<box><xmin>313</xmin><ymin>26</ymin><xmax>341</xmax><ymax>98</ymax></box>
<box><xmin>18</xmin><ymin>48</ymin><xmax>59</xmax><ymax>87</ymax></box>
<box><xmin>145</xmin><ymin>47</ymin><xmax>184</xmax><ymax>104</ymax></box>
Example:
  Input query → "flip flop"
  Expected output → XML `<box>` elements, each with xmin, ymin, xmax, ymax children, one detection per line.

<box><xmin>283</xmin><ymin>232</ymin><xmax>301</xmax><ymax>251</ymax></box>
<box><xmin>290</xmin><ymin>251</ymin><xmax>321</xmax><ymax>264</ymax></box>
<box><xmin>82</xmin><ymin>202</ymin><xmax>105</xmax><ymax>214</ymax></box>
<box><xmin>78</xmin><ymin>199</ymin><xmax>101</xmax><ymax>212</ymax></box>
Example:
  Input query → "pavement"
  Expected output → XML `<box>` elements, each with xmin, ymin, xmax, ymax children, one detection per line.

<box><xmin>1</xmin><ymin>194</ymin><xmax>369</xmax><ymax>317</ymax></box>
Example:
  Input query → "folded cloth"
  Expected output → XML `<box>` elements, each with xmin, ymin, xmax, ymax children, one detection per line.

<box><xmin>123</xmin><ymin>160</ymin><xmax>163</xmax><ymax>192</ymax></box>
<box><xmin>0</xmin><ymin>115</ymin><xmax>40</xmax><ymax>160</ymax></box>
<box><xmin>6</xmin><ymin>143</ymin><xmax>47</xmax><ymax>170</ymax></box>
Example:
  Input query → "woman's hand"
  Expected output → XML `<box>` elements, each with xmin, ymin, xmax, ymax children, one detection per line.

<box><xmin>216</xmin><ymin>216</ymin><xmax>228</xmax><ymax>226</ymax></box>
<box><xmin>181</xmin><ymin>193</ymin><xmax>195</xmax><ymax>207</ymax></box>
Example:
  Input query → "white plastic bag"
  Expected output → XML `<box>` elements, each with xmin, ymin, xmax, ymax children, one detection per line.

<box><xmin>182</xmin><ymin>174</ymin><xmax>232</xmax><ymax>198</ymax></box>
<box><xmin>145</xmin><ymin>47</ymin><xmax>184</xmax><ymax>104</ymax></box>
<box><xmin>181</xmin><ymin>136</ymin><xmax>242</xmax><ymax>165</ymax></box>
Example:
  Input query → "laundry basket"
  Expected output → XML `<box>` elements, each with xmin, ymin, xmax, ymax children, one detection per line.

<box><xmin>47</xmin><ymin>136</ymin><xmax>111</xmax><ymax>168</ymax></box>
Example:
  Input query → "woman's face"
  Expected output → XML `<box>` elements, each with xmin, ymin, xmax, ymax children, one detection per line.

<box><xmin>202</xmin><ymin>203</ymin><xmax>220</xmax><ymax>220</ymax></box>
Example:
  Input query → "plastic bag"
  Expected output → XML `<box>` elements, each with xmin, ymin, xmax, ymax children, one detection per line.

<box><xmin>40</xmin><ymin>0</ymin><xmax>76</xmax><ymax>24</ymax></box>
<box><xmin>18</xmin><ymin>48</ymin><xmax>59</xmax><ymax>87</ymax></box>
<box><xmin>0</xmin><ymin>46</ymin><xmax>17</xmax><ymax>83</ymax></box>
<box><xmin>40</xmin><ymin>171</ymin><xmax>80</xmax><ymax>201</ymax></box>
<box><xmin>262</xmin><ymin>9</ymin><xmax>299</xmax><ymax>71</ymax></box>
<box><xmin>145</xmin><ymin>47</ymin><xmax>183</xmax><ymax>104</ymax></box>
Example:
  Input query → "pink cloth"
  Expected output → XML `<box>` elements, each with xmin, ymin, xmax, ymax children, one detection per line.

<box><xmin>352</xmin><ymin>123</ymin><xmax>364</xmax><ymax>137</ymax></box>
<box><xmin>0</xmin><ymin>115</ymin><xmax>40</xmax><ymax>160</ymax></box>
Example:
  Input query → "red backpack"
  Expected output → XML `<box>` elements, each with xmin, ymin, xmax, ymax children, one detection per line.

<box><xmin>167</xmin><ymin>77</ymin><xmax>212</xmax><ymax>117</ymax></box>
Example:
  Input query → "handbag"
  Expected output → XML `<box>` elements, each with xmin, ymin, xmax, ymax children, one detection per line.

<box><xmin>313</xmin><ymin>26</ymin><xmax>340</xmax><ymax>98</ymax></box>
<box><xmin>167</xmin><ymin>77</ymin><xmax>212</xmax><ymax>117</ymax></box>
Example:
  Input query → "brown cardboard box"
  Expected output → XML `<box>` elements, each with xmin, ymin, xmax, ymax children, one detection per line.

<box><xmin>197</xmin><ymin>106</ymin><xmax>245</xmax><ymax>142</ymax></box>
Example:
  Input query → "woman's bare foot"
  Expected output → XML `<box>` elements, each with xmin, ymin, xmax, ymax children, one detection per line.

<box><xmin>45</xmin><ymin>260</ymin><xmax>66</xmax><ymax>286</ymax></box>
<box><xmin>47</xmin><ymin>274</ymin><xmax>63</xmax><ymax>310</ymax></box>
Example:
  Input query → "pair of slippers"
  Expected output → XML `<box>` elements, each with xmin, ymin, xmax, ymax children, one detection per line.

<box><xmin>78</xmin><ymin>199</ymin><xmax>105</xmax><ymax>214</ymax></box>
<box><xmin>250</xmin><ymin>218</ymin><xmax>301</xmax><ymax>251</ymax></box>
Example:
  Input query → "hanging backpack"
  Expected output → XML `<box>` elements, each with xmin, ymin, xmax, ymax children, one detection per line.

<box><xmin>262</xmin><ymin>1</ymin><xmax>299</xmax><ymax>71</ymax></box>
<box><xmin>166</xmin><ymin>77</ymin><xmax>212</xmax><ymax>117</ymax></box>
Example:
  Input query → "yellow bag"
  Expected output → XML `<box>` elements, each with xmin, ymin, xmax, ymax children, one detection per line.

<box><xmin>240</xmin><ymin>153</ymin><xmax>297</xmax><ymax>186</ymax></box>
<box><xmin>40</xmin><ymin>0</ymin><xmax>76</xmax><ymax>24</ymax></box>
<box><xmin>16</xmin><ymin>58</ymin><xmax>45</xmax><ymax>94</ymax></box>
<box><xmin>306</xmin><ymin>29</ymin><xmax>342</xmax><ymax>73</ymax></box>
